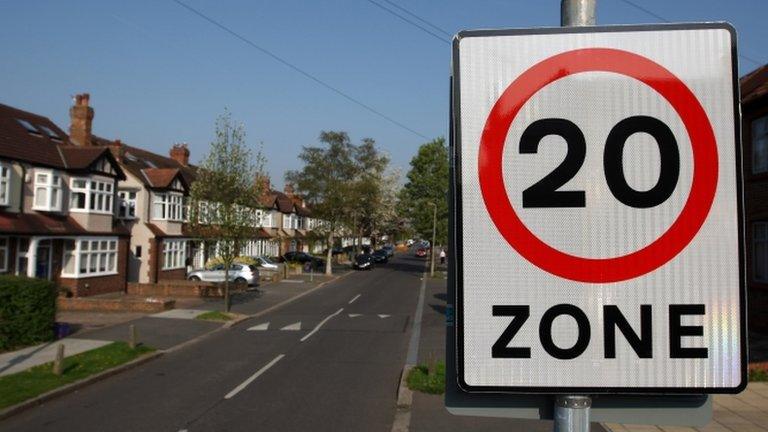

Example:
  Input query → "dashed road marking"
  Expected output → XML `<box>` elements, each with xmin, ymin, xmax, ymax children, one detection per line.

<box><xmin>348</xmin><ymin>313</ymin><xmax>362</xmax><ymax>318</ymax></box>
<box><xmin>378</xmin><ymin>314</ymin><xmax>391</xmax><ymax>319</ymax></box>
<box><xmin>247</xmin><ymin>322</ymin><xmax>270</xmax><ymax>331</ymax></box>
<box><xmin>349</xmin><ymin>294</ymin><xmax>361</xmax><ymax>304</ymax></box>
<box><xmin>301</xmin><ymin>308</ymin><xmax>344</xmax><ymax>342</ymax></box>
<box><xmin>224</xmin><ymin>354</ymin><xmax>285</xmax><ymax>399</ymax></box>
<box><xmin>280</xmin><ymin>322</ymin><xmax>301</xmax><ymax>331</ymax></box>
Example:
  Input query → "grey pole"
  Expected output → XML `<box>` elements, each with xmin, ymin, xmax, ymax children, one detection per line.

<box><xmin>430</xmin><ymin>202</ymin><xmax>437</xmax><ymax>277</ymax></box>
<box><xmin>556</xmin><ymin>4</ymin><xmax>596</xmax><ymax>432</ymax></box>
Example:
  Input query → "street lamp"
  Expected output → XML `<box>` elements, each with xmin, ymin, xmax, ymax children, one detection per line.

<box><xmin>428</xmin><ymin>201</ymin><xmax>437</xmax><ymax>277</ymax></box>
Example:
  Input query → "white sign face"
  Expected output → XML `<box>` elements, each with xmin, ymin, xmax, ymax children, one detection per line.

<box><xmin>453</xmin><ymin>24</ymin><xmax>746</xmax><ymax>393</ymax></box>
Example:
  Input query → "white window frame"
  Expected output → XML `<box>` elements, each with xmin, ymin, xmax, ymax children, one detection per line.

<box><xmin>753</xmin><ymin>115</ymin><xmax>768</xmax><ymax>174</ymax></box>
<box><xmin>262</xmin><ymin>212</ymin><xmax>273</xmax><ymax>228</ymax></box>
<box><xmin>152</xmin><ymin>192</ymin><xmax>185</xmax><ymax>221</ymax></box>
<box><xmin>162</xmin><ymin>239</ymin><xmax>187</xmax><ymax>270</ymax></box>
<box><xmin>0</xmin><ymin>237</ymin><xmax>7</xmax><ymax>272</ymax></box>
<box><xmin>61</xmin><ymin>237</ymin><xmax>119</xmax><ymax>278</ymax></box>
<box><xmin>117</xmin><ymin>190</ymin><xmax>137</xmax><ymax>219</ymax></box>
<box><xmin>69</xmin><ymin>176</ymin><xmax>114</xmax><ymax>214</ymax></box>
<box><xmin>0</xmin><ymin>162</ymin><xmax>10</xmax><ymax>206</ymax></box>
<box><xmin>32</xmin><ymin>169</ymin><xmax>62</xmax><ymax>212</ymax></box>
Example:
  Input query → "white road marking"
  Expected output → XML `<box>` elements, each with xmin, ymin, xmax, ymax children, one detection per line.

<box><xmin>224</xmin><ymin>354</ymin><xmax>285</xmax><ymax>399</ymax></box>
<box><xmin>348</xmin><ymin>313</ymin><xmax>362</xmax><ymax>318</ymax></box>
<box><xmin>300</xmin><ymin>308</ymin><xmax>344</xmax><ymax>342</ymax></box>
<box><xmin>348</xmin><ymin>294</ymin><xmax>361</xmax><ymax>304</ymax></box>
<box><xmin>280</xmin><ymin>322</ymin><xmax>301</xmax><ymax>331</ymax></box>
<box><xmin>378</xmin><ymin>314</ymin><xmax>390</xmax><ymax>319</ymax></box>
<box><xmin>247</xmin><ymin>322</ymin><xmax>269</xmax><ymax>331</ymax></box>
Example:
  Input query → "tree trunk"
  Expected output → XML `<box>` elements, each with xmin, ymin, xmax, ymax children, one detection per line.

<box><xmin>325</xmin><ymin>232</ymin><xmax>333</xmax><ymax>276</ymax></box>
<box><xmin>224</xmin><ymin>264</ymin><xmax>231</xmax><ymax>312</ymax></box>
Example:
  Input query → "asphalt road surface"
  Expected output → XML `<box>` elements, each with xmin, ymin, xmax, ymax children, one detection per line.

<box><xmin>3</xmin><ymin>255</ymin><xmax>426</xmax><ymax>432</ymax></box>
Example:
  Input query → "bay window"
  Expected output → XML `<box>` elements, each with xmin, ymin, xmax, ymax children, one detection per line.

<box><xmin>153</xmin><ymin>192</ymin><xmax>184</xmax><ymax>221</ymax></box>
<box><xmin>61</xmin><ymin>238</ymin><xmax>118</xmax><ymax>278</ymax></box>
<box><xmin>162</xmin><ymin>239</ymin><xmax>187</xmax><ymax>270</ymax></box>
<box><xmin>118</xmin><ymin>190</ymin><xmax>137</xmax><ymax>219</ymax></box>
<box><xmin>70</xmin><ymin>177</ymin><xmax>114</xmax><ymax>214</ymax></box>
<box><xmin>0</xmin><ymin>237</ymin><xmax>7</xmax><ymax>272</ymax></box>
<box><xmin>33</xmin><ymin>170</ymin><xmax>62</xmax><ymax>211</ymax></box>
<box><xmin>0</xmin><ymin>162</ymin><xmax>10</xmax><ymax>206</ymax></box>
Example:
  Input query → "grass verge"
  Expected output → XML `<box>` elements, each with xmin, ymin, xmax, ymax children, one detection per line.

<box><xmin>0</xmin><ymin>342</ymin><xmax>154</xmax><ymax>410</ymax></box>
<box><xmin>406</xmin><ymin>361</ymin><xmax>445</xmax><ymax>394</ymax></box>
<box><xmin>750</xmin><ymin>368</ymin><xmax>768</xmax><ymax>382</ymax></box>
<box><xmin>196</xmin><ymin>310</ymin><xmax>235</xmax><ymax>321</ymax></box>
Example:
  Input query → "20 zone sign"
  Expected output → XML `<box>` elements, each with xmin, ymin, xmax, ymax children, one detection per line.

<box><xmin>453</xmin><ymin>24</ymin><xmax>746</xmax><ymax>394</ymax></box>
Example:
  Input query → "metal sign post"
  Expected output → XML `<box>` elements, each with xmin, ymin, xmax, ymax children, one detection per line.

<box><xmin>557</xmin><ymin>4</ymin><xmax>595</xmax><ymax>432</ymax></box>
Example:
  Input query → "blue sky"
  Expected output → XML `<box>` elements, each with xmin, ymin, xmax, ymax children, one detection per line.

<box><xmin>1</xmin><ymin>0</ymin><xmax>765</xmax><ymax>188</ymax></box>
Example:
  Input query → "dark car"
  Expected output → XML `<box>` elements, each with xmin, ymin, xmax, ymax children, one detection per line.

<box><xmin>352</xmin><ymin>253</ymin><xmax>374</xmax><ymax>270</ymax></box>
<box><xmin>372</xmin><ymin>249</ymin><xmax>389</xmax><ymax>264</ymax></box>
<box><xmin>283</xmin><ymin>251</ymin><xmax>325</xmax><ymax>269</ymax></box>
<box><xmin>381</xmin><ymin>245</ymin><xmax>395</xmax><ymax>257</ymax></box>
<box><xmin>415</xmin><ymin>247</ymin><xmax>428</xmax><ymax>258</ymax></box>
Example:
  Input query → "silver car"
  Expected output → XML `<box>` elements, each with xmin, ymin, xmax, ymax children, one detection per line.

<box><xmin>187</xmin><ymin>263</ymin><xmax>259</xmax><ymax>286</ymax></box>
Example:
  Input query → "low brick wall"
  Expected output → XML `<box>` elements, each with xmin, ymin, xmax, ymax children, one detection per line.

<box><xmin>58</xmin><ymin>297</ymin><xmax>175</xmax><ymax>313</ymax></box>
<box><xmin>127</xmin><ymin>280</ymin><xmax>247</xmax><ymax>298</ymax></box>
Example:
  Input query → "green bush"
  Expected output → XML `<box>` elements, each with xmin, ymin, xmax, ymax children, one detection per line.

<box><xmin>204</xmin><ymin>255</ymin><xmax>258</xmax><ymax>269</ymax></box>
<box><xmin>0</xmin><ymin>275</ymin><xmax>57</xmax><ymax>351</ymax></box>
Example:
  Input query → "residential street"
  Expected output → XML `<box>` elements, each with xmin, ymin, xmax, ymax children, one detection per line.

<box><xmin>2</xmin><ymin>255</ymin><xmax>425</xmax><ymax>432</ymax></box>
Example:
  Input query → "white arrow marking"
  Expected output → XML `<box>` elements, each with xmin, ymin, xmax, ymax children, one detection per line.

<box><xmin>281</xmin><ymin>322</ymin><xmax>301</xmax><ymax>331</ymax></box>
<box><xmin>247</xmin><ymin>322</ymin><xmax>269</xmax><ymax>331</ymax></box>
<box><xmin>378</xmin><ymin>314</ymin><xmax>390</xmax><ymax>319</ymax></box>
<box><xmin>348</xmin><ymin>313</ymin><xmax>362</xmax><ymax>318</ymax></box>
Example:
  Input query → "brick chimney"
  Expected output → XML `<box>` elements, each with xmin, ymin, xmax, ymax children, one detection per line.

<box><xmin>170</xmin><ymin>143</ymin><xmax>190</xmax><ymax>166</ymax></box>
<box><xmin>109</xmin><ymin>139</ymin><xmax>125</xmax><ymax>163</ymax></box>
<box><xmin>69</xmin><ymin>93</ymin><xmax>94</xmax><ymax>146</ymax></box>
<box><xmin>283</xmin><ymin>182</ymin><xmax>295</xmax><ymax>197</ymax></box>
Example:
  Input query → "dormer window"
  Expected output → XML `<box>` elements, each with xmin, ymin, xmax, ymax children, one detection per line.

<box><xmin>70</xmin><ymin>177</ymin><xmax>114</xmax><ymax>214</ymax></box>
<box><xmin>153</xmin><ymin>192</ymin><xmax>184</xmax><ymax>221</ymax></box>
<box><xmin>32</xmin><ymin>170</ymin><xmax>62</xmax><ymax>212</ymax></box>
<box><xmin>16</xmin><ymin>119</ymin><xmax>42</xmax><ymax>136</ymax></box>
<box><xmin>0</xmin><ymin>162</ymin><xmax>10</xmax><ymax>206</ymax></box>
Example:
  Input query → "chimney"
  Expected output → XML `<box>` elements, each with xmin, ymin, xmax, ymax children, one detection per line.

<box><xmin>284</xmin><ymin>182</ymin><xmax>295</xmax><ymax>197</ymax></box>
<box><xmin>170</xmin><ymin>143</ymin><xmax>190</xmax><ymax>166</ymax></box>
<box><xmin>109</xmin><ymin>139</ymin><xmax>125</xmax><ymax>163</ymax></box>
<box><xmin>69</xmin><ymin>93</ymin><xmax>94</xmax><ymax>146</ymax></box>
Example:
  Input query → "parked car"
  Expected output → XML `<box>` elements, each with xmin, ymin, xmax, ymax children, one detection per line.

<box><xmin>253</xmin><ymin>255</ymin><xmax>278</xmax><ymax>270</ymax></box>
<box><xmin>372</xmin><ymin>249</ymin><xmax>389</xmax><ymax>264</ymax></box>
<box><xmin>352</xmin><ymin>253</ymin><xmax>374</xmax><ymax>270</ymax></box>
<box><xmin>283</xmin><ymin>251</ymin><xmax>325</xmax><ymax>269</ymax></box>
<box><xmin>415</xmin><ymin>247</ymin><xmax>428</xmax><ymax>258</ymax></box>
<box><xmin>382</xmin><ymin>245</ymin><xmax>395</xmax><ymax>257</ymax></box>
<box><xmin>187</xmin><ymin>263</ymin><xmax>259</xmax><ymax>286</ymax></box>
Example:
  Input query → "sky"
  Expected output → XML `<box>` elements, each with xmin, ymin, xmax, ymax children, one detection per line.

<box><xmin>1</xmin><ymin>0</ymin><xmax>766</xmax><ymax>189</ymax></box>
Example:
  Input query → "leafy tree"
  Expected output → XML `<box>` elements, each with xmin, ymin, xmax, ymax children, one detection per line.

<box><xmin>286</xmin><ymin>131</ymin><xmax>357</xmax><ymax>275</ymax></box>
<box><xmin>348</xmin><ymin>138</ymin><xmax>391</xmax><ymax>249</ymax></box>
<box><xmin>399</xmin><ymin>137</ymin><xmax>449</xmax><ymax>246</ymax></box>
<box><xmin>189</xmin><ymin>110</ymin><xmax>267</xmax><ymax>312</ymax></box>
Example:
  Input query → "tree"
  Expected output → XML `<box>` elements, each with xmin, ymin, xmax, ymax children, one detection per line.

<box><xmin>348</xmin><ymin>138</ymin><xmax>391</xmax><ymax>249</ymax></box>
<box><xmin>286</xmin><ymin>131</ymin><xmax>357</xmax><ymax>275</ymax></box>
<box><xmin>399</xmin><ymin>137</ymin><xmax>449</xmax><ymax>246</ymax></box>
<box><xmin>188</xmin><ymin>110</ymin><xmax>267</xmax><ymax>312</ymax></box>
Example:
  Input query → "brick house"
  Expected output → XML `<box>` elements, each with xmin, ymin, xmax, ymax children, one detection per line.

<box><xmin>741</xmin><ymin>64</ymin><xmax>768</xmax><ymax>332</ymax></box>
<box><xmin>63</xmin><ymin>94</ymin><xmax>199</xmax><ymax>284</ymax></box>
<box><xmin>0</xmin><ymin>99</ymin><xmax>129</xmax><ymax>296</ymax></box>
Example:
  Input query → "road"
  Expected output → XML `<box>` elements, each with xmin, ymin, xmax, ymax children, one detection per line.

<box><xmin>3</xmin><ymin>255</ymin><xmax>426</xmax><ymax>432</ymax></box>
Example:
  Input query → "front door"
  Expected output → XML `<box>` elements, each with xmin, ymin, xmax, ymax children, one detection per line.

<box><xmin>35</xmin><ymin>241</ymin><xmax>51</xmax><ymax>280</ymax></box>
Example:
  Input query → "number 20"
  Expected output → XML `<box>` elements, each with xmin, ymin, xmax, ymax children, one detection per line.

<box><xmin>520</xmin><ymin>116</ymin><xmax>680</xmax><ymax>209</ymax></box>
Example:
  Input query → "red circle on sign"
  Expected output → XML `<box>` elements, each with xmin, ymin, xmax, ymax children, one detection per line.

<box><xmin>478</xmin><ymin>48</ymin><xmax>718</xmax><ymax>283</ymax></box>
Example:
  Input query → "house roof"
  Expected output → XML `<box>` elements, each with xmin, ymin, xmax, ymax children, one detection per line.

<box><xmin>261</xmin><ymin>190</ymin><xmax>312</xmax><ymax>216</ymax></box>
<box><xmin>0</xmin><ymin>212</ymin><xmax>129</xmax><ymax>236</ymax></box>
<box><xmin>92</xmin><ymin>135</ymin><xmax>197</xmax><ymax>189</ymax></box>
<box><xmin>0</xmin><ymin>103</ymin><xmax>125</xmax><ymax>178</ymax></box>
<box><xmin>741</xmin><ymin>64</ymin><xmax>768</xmax><ymax>106</ymax></box>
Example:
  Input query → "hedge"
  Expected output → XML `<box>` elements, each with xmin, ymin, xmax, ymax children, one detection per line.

<box><xmin>0</xmin><ymin>275</ymin><xmax>57</xmax><ymax>351</ymax></box>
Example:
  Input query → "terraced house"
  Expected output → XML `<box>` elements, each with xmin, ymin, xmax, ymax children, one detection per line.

<box><xmin>0</xmin><ymin>93</ymin><xmax>322</xmax><ymax>293</ymax></box>
<box><xmin>0</xmin><ymin>99</ymin><xmax>128</xmax><ymax>296</ymax></box>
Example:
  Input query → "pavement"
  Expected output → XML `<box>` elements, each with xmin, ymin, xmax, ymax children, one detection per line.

<box><xmin>0</xmin><ymin>339</ymin><xmax>111</xmax><ymax>377</ymax></box>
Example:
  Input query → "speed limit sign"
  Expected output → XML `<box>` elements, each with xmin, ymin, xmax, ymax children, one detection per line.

<box><xmin>452</xmin><ymin>23</ymin><xmax>746</xmax><ymax>393</ymax></box>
